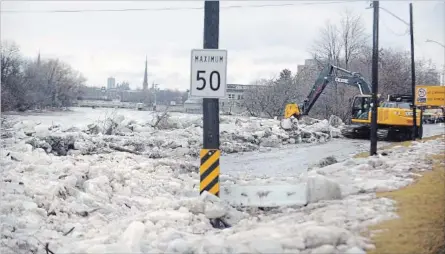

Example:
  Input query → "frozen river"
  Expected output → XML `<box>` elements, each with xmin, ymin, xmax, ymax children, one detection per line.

<box><xmin>4</xmin><ymin>107</ymin><xmax>444</xmax><ymax>178</ymax></box>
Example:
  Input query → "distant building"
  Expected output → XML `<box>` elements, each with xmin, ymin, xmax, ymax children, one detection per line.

<box><xmin>107</xmin><ymin>77</ymin><xmax>116</xmax><ymax>89</ymax></box>
<box><xmin>78</xmin><ymin>86</ymin><xmax>107</xmax><ymax>100</ymax></box>
<box><xmin>225</xmin><ymin>84</ymin><xmax>249</xmax><ymax>101</ymax></box>
<box><xmin>297</xmin><ymin>58</ymin><xmax>318</xmax><ymax>76</ymax></box>
<box><xmin>117</xmin><ymin>82</ymin><xmax>130</xmax><ymax>90</ymax></box>
<box><xmin>184</xmin><ymin>83</ymin><xmax>256</xmax><ymax>113</ymax></box>
<box><xmin>304</xmin><ymin>59</ymin><xmax>317</xmax><ymax>66</ymax></box>
<box><xmin>78</xmin><ymin>85</ymin><xmax>147</xmax><ymax>103</ymax></box>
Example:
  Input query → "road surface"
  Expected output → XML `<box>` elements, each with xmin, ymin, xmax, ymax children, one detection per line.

<box><xmin>223</xmin><ymin>123</ymin><xmax>444</xmax><ymax>177</ymax></box>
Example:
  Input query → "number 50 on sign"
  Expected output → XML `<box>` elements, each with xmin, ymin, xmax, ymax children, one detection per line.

<box><xmin>190</xmin><ymin>49</ymin><xmax>227</xmax><ymax>98</ymax></box>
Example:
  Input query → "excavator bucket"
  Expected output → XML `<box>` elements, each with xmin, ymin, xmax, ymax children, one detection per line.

<box><xmin>284</xmin><ymin>103</ymin><xmax>300</xmax><ymax>119</ymax></box>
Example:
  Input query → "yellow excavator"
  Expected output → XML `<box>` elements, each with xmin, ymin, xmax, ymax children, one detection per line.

<box><xmin>284</xmin><ymin>64</ymin><xmax>423</xmax><ymax>141</ymax></box>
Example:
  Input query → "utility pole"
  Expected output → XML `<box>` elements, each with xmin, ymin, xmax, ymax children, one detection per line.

<box><xmin>202</xmin><ymin>1</ymin><xmax>220</xmax><ymax>151</ymax></box>
<box><xmin>201</xmin><ymin>1</ymin><xmax>226</xmax><ymax>229</ymax></box>
<box><xmin>152</xmin><ymin>82</ymin><xmax>158</xmax><ymax>111</ymax></box>
<box><xmin>409</xmin><ymin>3</ymin><xmax>417</xmax><ymax>140</ymax></box>
<box><xmin>191</xmin><ymin>1</ymin><xmax>226</xmax><ymax>203</ymax></box>
<box><xmin>370</xmin><ymin>0</ymin><xmax>379</xmax><ymax>156</ymax></box>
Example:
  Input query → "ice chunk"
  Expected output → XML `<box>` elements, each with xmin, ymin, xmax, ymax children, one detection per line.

<box><xmin>281</xmin><ymin>237</ymin><xmax>306</xmax><ymax>250</ymax></box>
<box><xmin>260</xmin><ymin>135</ymin><xmax>281</xmax><ymax>148</ymax></box>
<box><xmin>307</xmin><ymin>174</ymin><xmax>342</xmax><ymax>203</ymax></box>
<box><xmin>310</xmin><ymin>244</ymin><xmax>336</xmax><ymax>254</ymax></box>
<box><xmin>201</xmin><ymin>192</ymin><xmax>227</xmax><ymax>219</ymax></box>
<box><xmin>118</xmin><ymin>221</ymin><xmax>145</xmax><ymax>252</ymax></box>
<box><xmin>86</xmin><ymin>244</ymin><xmax>110</xmax><ymax>253</ymax></box>
<box><xmin>249</xmin><ymin>239</ymin><xmax>283</xmax><ymax>254</ymax></box>
<box><xmin>328</xmin><ymin>115</ymin><xmax>344</xmax><ymax>128</ymax></box>
<box><xmin>34</xmin><ymin>125</ymin><xmax>50</xmax><ymax>137</ymax></box>
<box><xmin>280</xmin><ymin>118</ymin><xmax>293</xmax><ymax>130</ymax></box>
<box><xmin>166</xmin><ymin>239</ymin><xmax>192</xmax><ymax>253</ymax></box>
<box><xmin>344</xmin><ymin>246</ymin><xmax>366</xmax><ymax>254</ymax></box>
<box><xmin>204</xmin><ymin>202</ymin><xmax>226</xmax><ymax>219</ymax></box>
<box><xmin>114</xmin><ymin>114</ymin><xmax>125</xmax><ymax>124</ymax></box>
<box><xmin>304</xmin><ymin>226</ymin><xmax>349</xmax><ymax>248</ymax></box>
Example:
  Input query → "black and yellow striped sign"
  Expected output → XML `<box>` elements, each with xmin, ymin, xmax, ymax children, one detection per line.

<box><xmin>200</xmin><ymin>149</ymin><xmax>220</xmax><ymax>196</ymax></box>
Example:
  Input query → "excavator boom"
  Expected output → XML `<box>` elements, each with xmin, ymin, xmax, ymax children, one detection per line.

<box><xmin>284</xmin><ymin>64</ymin><xmax>371</xmax><ymax>119</ymax></box>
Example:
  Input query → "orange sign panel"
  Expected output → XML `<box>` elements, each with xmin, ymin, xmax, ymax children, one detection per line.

<box><xmin>415</xmin><ymin>85</ymin><xmax>445</xmax><ymax>107</ymax></box>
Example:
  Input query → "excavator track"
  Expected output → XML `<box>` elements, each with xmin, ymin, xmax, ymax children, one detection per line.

<box><xmin>341</xmin><ymin>125</ymin><xmax>389</xmax><ymax>140</ymax></box>
<box><xmin>341</xmin><ymin>125</ymin><xmax>369</xmax><ymax>139</ymax></box>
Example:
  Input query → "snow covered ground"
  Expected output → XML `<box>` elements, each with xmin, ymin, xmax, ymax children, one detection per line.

<box><xmin>1</xmin><ymin>108</ymin><xmax>444</xmax><ymax>253</ymax></box>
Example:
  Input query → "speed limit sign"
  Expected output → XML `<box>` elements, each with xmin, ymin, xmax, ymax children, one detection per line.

<box><xmin>190</xmin><ymin>49</ymin><xmax>227</xmax><ymax>98</ymax></box>
<box><xmin>418</xmin><ymin>88</ymin><xmax>426</xmax><ymax>98</ymax></box>
<box><xmin>417</xmin><ymin>87</ymin><xmax>427</xmax><ymax>103</ymax></box>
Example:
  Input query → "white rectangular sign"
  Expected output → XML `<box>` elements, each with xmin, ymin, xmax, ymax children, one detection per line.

<box><xmin>220</xmin><ymin>184</ymin><xmax>307</xmax><ymax>207</ymax></box>
<box><xmin>190</xmin><ymin>49</ymin><xmax>227</xmax><ymax>98</ymax></box>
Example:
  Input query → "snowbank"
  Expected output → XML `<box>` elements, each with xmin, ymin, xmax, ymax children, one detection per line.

<box><xmin>1</xmin><ymin>111</ymin><xmax>443</xmax><ymax>253</ymax></box>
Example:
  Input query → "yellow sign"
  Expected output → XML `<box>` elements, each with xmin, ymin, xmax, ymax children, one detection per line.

<box><xmin>415</xmin><ymin>85</ymin><xmax>445</xmax><ymax>107</ymax></box>
<box><xmin>199</xmin><ymin>149</ymin><xmax>220</xmax><ymax>196</ymax></box>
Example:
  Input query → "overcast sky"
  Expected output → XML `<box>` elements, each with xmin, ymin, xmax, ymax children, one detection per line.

<box><xmin>1</xmin><ymin>1</ymin><xmax>444</xmax><ymax>91</ymax></box>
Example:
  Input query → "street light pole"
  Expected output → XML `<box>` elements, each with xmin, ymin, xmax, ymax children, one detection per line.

<box><xmin>152</xmin><ymin>82</ymin><xmax>158</xmax><ymax>111</ymax></box>
<box><xmin>426</xmin><ymin>39</ymin><xmax>445</xmax><ymax>86</ymax></box>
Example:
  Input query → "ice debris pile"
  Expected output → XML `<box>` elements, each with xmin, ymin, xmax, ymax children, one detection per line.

<box><xmin>3</xmin><ymin>113</ymin><xmax>344</xmax><ymax>157</ymax></box>
<box><xmin>1</xmin><ymin>110</ymin><xmax>443</xmax><ymax>253</ymax></box>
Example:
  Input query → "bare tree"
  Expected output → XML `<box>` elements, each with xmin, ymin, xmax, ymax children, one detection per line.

<box><xmin>241</xmin><ymin>70</ymin><xmax>301</xmax><ymax>118</ymax></box>
<box><xmin>247</xmin><ymin>9</ymin><xmax>441</xmax><ymax>122</ymax></box>
<box><xmin>222</xmin><ymin>98</ymin><xmax>236</xmax><ymax>115</ymax></box>
<box><xmin>242</xmin><ymin>78</ymin><xmax>272</xmax><ymax>117</ymax></box>
<box><xmin>415</xmin><ymin>59</ymin><xmax>441</xmax><ymax>85</ymax></box>
<box><xmin>1</xmin><ymin>40</ymin><xmax>86</xmax><ymax>111</ymax></box>
<box><xmin>339</xmin><ymin>9</ymin><xmax>369</xmax><ymax>69</ymax></box>
<box><xmin>1</xmin><ymin>41</ymin><xmax>25</xmax><ymax>111</ymax></box>
<box><xmin>306</xmin><ymin>10</ymin><xmax>370</xmax><ymax>122</ymax></box>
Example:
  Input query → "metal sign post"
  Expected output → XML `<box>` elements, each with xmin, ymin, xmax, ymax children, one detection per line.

<box><xmin>370</xmin><ymin>0</ymin><xmax>379</xmax><ymax>156</ymax></box>
<box><xmin>409</xmin><ymin>3</ymin><xmax>417</xmax><ymax>140</ymax></box>
<box><xmin>190</xmin><ymin>1</ymin><xmax>227</xmax><ymax>198</ymax></box>
<box><xmin>191</xmin><ymin>1</ymin><xmax>308</xmax><ymax>212</ymax></box>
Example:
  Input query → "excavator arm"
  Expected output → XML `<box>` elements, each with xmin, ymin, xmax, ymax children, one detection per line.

<box><xmin>284</xmin><ymin>63</ymin><xmax>371</xmax><ymax>119</ymax></box>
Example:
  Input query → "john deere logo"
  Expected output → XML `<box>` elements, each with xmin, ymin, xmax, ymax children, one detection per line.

<box><xmin>417</xmin><ymin>88</ymin><xmax>427</xmax><ymax>103</ymax></box>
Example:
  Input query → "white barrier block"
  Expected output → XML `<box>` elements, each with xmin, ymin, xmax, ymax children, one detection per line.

<box><xmin>220</xmin><ymin>184</ymin><xmax>307</xmax><ymax>207</ymax></box>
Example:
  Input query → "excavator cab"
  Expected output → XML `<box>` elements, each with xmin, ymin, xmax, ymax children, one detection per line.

<box><xmin>351</xmin><ymin>95</ymin><xmax>372</xmax><ymax>120</ymax></box>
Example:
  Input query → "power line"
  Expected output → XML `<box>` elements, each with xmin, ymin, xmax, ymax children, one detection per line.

<box><xmin>375</xmin><ymin>6</ymin><xmax>431</xmax><ymax>59</ymax></box>
<box><xmin>381</xmin><ymin>20</ymin><xmax>409</xmax><ymax>37</ymax></box>
<box><xmin>1</xmin><ymin>1</ymin><xmax>363</xmax><ymax>14</ymax></box>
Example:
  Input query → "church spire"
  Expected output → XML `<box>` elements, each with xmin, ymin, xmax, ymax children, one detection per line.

<box><xmin>37</xmin><ymin>50</ymin><xmax>41</xmax><ymax>66</ymax></box>
<box><xmin>143</xmin><ymin>55</ymin><xmax>148</xmax><ymax>90</ymax></box>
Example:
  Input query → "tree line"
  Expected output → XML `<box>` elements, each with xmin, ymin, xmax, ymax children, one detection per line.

<box><xmin>1</xmin><ymin>41</ymin><xmax>190</xmax><ymax>112</ymax></box>
<box><xmin>1</xmin><ymin>41</ymin><xmax>86</xmax><ymax>112</ymax></box>
<box><xmin>241</xmin><ymin>10</ymin><xmax>441</xmax><ymax>121</ymax></box>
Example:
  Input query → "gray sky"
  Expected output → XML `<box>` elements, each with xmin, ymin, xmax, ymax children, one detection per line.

<box><xmin>1</xmin><ymin>1</ymin><xmax>444</xmax><ymax>91</ymax></box>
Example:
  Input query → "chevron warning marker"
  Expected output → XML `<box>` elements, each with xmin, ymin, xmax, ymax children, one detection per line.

<box><xmin>200</xmin><ymin>149</ymin><xmax>220</xmax><ymax>196</ymax></box>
